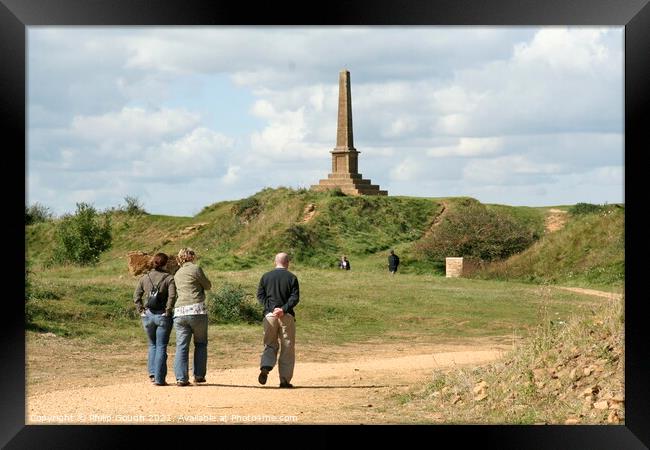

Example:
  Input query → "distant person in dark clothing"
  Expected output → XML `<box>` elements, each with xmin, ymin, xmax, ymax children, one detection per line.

<box><xmin>388</xmin><ymin>249</ymin><xmax>400</xmax><ymax>275</ymax></box>
<box><xmin>338</xmin><ymin>255</ymin><xmax>351</xmax><ymax>270</ymax></box>
<box><xmin>256</xmin><ymin>252</ymin><xmax>300</xmax><ymax>388</ymax></box>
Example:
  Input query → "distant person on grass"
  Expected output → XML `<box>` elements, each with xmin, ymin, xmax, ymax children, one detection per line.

<box><xmin>388</xmin><ymin>249</ymin><xmax>400</xmax><ymax>275</ymax></box>
<box><xmin>173</xmin><ymin>247</ymin><xmax>212</xmax><ymax>386</ymax></box>
<box><xmin>133</xmin><ymin>252</ymin><xmax>177</xmax><ymax>386</ymax></box>
<box><xmin>338</xmin><ymin>255</ymin><xmax>351</xmax><ymax>270</ymax></box>
<box><xmin>257</xmin><ymin>252</ymin><xmax>300</xmax><ymax>388</ymax></box>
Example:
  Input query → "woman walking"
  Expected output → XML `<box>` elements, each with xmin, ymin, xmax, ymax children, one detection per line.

<box><xmin>173</xmin><ymin>248</ymin><xmax>212</xmax><ymax>386</ymax></box>
<box><xmin>133</xmin><ymin>253</ymin><xmax>177</xmax><ymax>386</ymax></box>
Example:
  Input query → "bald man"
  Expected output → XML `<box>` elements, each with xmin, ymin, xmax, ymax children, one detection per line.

<box><xmin>256</xmin><ymin>252</ymin><xmax>300</xmax><ymax>388</ymax></box>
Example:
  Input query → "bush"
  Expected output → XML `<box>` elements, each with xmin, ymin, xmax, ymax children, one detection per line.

<box><xmin>231</xmin><ymin>196</ymin><xmax>262</xmax><ymax>223</ymax></box>
<box><xmin>415</xmin><ymin>199</ymin><xmax>536</xmax><ymax>262</ymax></box>
<box><xmin>328</xmin><ymin>187</ymin><xmax>346</xmax><ymax>197</ymax></box>
<box><xmin>207</xmin><ymin>283</ymin><xmax>263</xmax><ymax>324</ymax></box>
<box><xmin>25</xmin><ymin>202</ymin><xmax>53</xmax><ymax>224</ymax></box>
<box><xmin>122</xmin><ymin>196</ymin><xmax>147</xmax><ymax>216</ymax></box>
<box><xmin>568</xmin><ymin>203</ymin><xmax>604</xmax><ymax>216</ymax></box>
<box><xmin>53</xmin><ymin>202</ymin><xmax>112</xmax><ymax>265</ymax></box>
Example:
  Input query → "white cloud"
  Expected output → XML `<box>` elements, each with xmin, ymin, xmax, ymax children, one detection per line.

<box><xmin>248</xmin><ymin>98</ymin><xmax>334</xmax><ymax>162</ymax></box>
<box><xmin>576</xmin><ymin>165</ymin><xmax>623</xmax><ymax>186</ymax></box>
<box><xmin>132</xmin><ymin>127</ymin><xmax>234</xmax><ymax>178</ymax></box>
<box><xmin>427</xmin><ymin>137</ymin><xmax>503</xmax><ymax>158</ymax></box>
<box><xmin>390</xmin><ymin>158</ymin><xmax>425</xmax><ymax>182</ymax></box>
<box><xmin>70</xmin><ymin>107</ymin><xmax>201</xmax><ymax>144</ymax></box>
<box><xmin>250</xmin><ymin>99</ymin><xmax>277</xmax><ymax>119</ymax></box>
<box><xmin>27</xmin><ymin>27</ymin><xmax>624</xmax><ymax>216</ymax></box>
<box><xmin>383</xmin><ymin>117</ymin><xmax>418</xmax><ymax>138</ymax></box>
<box><xmin>513</xmin><ymin>28</ymin><xmax>609</xmax><ymax>73</ymax></box>
<box><xmin>221</xmin><ymin>165</ymin><xmax>241</xmax><ymax>185</ymax></box>
<box><xmin>250</xmin><ymin>107</ymin><xmax>306</xmax><ymax>155</ymax></box>
<box><xmin>463</xmin><ymin>155</ymin><xmax>563</xmax><ymax>185</ymax></box>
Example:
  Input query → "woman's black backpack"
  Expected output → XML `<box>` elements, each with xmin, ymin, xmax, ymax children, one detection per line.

<box><xmin>145</xmin><ymin>272</ymin><xmax>168</xmax><ymax>310</ymax></box>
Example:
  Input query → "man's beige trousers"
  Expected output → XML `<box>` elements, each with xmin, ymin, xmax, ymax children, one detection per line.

<box><xmin>260</xmin><ymin>314</ymin><xmax>295</xmax><ymax>383</ymax></box>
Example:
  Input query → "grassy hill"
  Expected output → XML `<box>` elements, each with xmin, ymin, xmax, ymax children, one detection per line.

<box><xmin>472</xmin><ymin>205</ymin><xmax>624</xmax><ymax>288</ymax></box>
<box><xmin>26</xmin><ymin>188</ymin><xmax>624</xmax><ymax>288</ymax></box>
<box><xmin>27</xmin><ymin>187</ymin><xmax>552</xmax><ymax>274</ymax></box>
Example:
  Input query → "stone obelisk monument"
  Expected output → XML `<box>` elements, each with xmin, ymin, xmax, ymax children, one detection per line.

<box><xmin>311</xmin><ymin>69</ymin><xmax>387</xmax><ymax>195</ymax></box>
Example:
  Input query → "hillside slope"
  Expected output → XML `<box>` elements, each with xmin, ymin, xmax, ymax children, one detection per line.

<box><xmin>27</xmin><ymin>188</ymin><xmax>450</xmax><ymax>271</ymax></box>
<box><xmin>28</xmin><ymin>188</ymin><xmax>620</xmax><ymax>284</ymax></box>
<box><xmin>473</xmin><ymin>206</ymin><xmax>624</xmax><ymax>287</ymax></box>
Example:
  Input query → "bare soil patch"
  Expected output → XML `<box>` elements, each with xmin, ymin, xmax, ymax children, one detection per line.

<box><xmin>554</xmin><ymin>286</ymin><xmax>622</xmax><ymax>301</ymax></box>
<box><xmin>545</xmin><ymin>208</ymin><xmax>568</xmax><ymax>233</ymax></box>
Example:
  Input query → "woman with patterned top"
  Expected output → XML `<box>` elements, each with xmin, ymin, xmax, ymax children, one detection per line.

<box><xmin>172</xmin><ymin>247</ymin><xmax>212</xmax><ymax>386</ymax></box>
<box><xmin>133</xmin><ymin>253</ymin><xmax>177</xmax><ymax>386</ymax></box>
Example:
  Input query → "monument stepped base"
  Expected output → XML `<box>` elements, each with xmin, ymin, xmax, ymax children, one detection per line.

<box><xmin>311</xmin><ymin>173</ymin><xmax>387</xmax><ymax>196</ymax></box>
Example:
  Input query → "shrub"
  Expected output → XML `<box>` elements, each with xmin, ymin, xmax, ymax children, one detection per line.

<box><xmin>568</xmin><ymin>203</ymin><xmax>604</xmax><ymax>216</ymax></box>
<box><xmin>231</xmin><ymin>196</ymin><xmax>262</xmax><ymax>223</ymax></box>
<box><xmin>53</xmin><ymin>202</ymin><xmax>112</xmax><ymax>265</ymax></box>
<box><xmin>284</xmin><ymin>224</ymin><xmax>313</xmax><ymax>252</ymax></box>
<box><xmin>415</xmin><ymin>200</ymin><xmax>536</xmax><ymax>262</ymax></box>
<box><xmin>328</xmin><ymin>187</ymin><xmax>346</xmax><ymax>197</ymax></box>
<box><xmin>122</xmin><ymin>195</ymin><xmax>147</xmax><ymax>216</ymax></box>
<box><xmin>207</xmin><ymin>283</ymin><xmax>263</xmax><ymax>324</ymax></box>
<box><xmin>25</xmin><ymin>202</ymin><xmax>53</xmax><ymax>224</ymax></box>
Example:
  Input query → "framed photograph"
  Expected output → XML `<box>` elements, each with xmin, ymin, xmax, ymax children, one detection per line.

<box><xmin>8</xmin><ymin>0</ymin><xmax>648</xmax><ymax>447</ymax></box>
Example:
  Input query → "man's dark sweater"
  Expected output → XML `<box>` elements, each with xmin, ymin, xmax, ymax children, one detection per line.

<box><xmin>388</xmin><ymin>254</ymin><xmax>400</xmax><ymax>271</ymax></box>
<box><xmin>256</xmin><ymin>268</ymin><xmax>300</xmax><ymax>317</ymax></box>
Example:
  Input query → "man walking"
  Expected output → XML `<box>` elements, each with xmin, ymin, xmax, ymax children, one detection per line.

<box><xmin>388</xmin><ymin>249</ymin><xmax>400</xmax><ymax>275</ymax></box>
<box><xmin>256</xmin><ymin>252</ymin><xmax>300</xmax><ymax>388</ymax></box>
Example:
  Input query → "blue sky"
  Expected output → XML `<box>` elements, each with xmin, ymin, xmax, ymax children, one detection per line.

<box><xmin>27</xmin><ymin>26</ymin><xmax>624</xmax><ymax>217</ymax></box>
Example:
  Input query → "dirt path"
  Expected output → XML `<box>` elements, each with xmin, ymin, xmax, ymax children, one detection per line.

<box><xmin>27</xmin><ymin>343</ymin><xmax>507</xmax><ymax>425</ymax></box>
<box><xmin>554</xmin><ymin>286</ymin><xmax>622</xmax><ymax>301</ymax></box>
<box><xmin>545</xmin><ymin>208</ymin><xmax>568</xmax><ymax>232</ymax></box>
<box><xmin>26</xmin><ymin>286</ymin><xmax>620</xmax><ymax>425</ymax></box>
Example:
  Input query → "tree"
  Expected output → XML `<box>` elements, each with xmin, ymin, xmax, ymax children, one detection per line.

<box><xmin>122</xmin><ymin>195</ymin><xmax>147</xmax><ymax>216</ymax></box>
<box><xmin>54</xmin><ymin>203</ymin><xmax>112</xmax><ymax>265</ymax></box>
<box><xmin>25</xmin><ymin>202</ymin><xmax>53</xmax><ymax>224</ymax></box>
<box><xmin>416</xmin><ymin>200</ymin><xmax>535</xmax><ymax>262</ymax></box>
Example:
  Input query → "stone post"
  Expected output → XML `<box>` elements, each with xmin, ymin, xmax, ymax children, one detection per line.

<box><xmin>445</xmin><ymin>257</ymin><xmax>464</xmax><ymax>278</ymax></box>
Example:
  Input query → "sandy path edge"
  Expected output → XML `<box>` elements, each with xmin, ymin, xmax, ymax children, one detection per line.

<box><xmin>27</xmin><ymin>348</ymin><xmax>505</xmax><ymax>424</ymax></box>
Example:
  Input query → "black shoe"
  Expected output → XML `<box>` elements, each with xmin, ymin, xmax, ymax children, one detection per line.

<box><xmin>194</xmin><ymin>377</ymin><xmax>206</xmax><ymax>383</ymax></box>
<box><xmin>149</xmin><ymin>375</ymin><xmax>155</xmax><ymax>383</ymax></box>
<box><xmin>258</xmin><ymin>367</ymin><xmax>270</xmax><ymax>385</ymax></box>
<box><xmin>176</xmin><ymin>380</ymin><xmax>190</xmax><ymax>386</ymax></box>
<box><xmin>279</xmin><ymin>382</ymin><xmax>294</xmax><ymax>389</ymax></box>
<box><xmin>154</xmin><ymin>381</ymin><xmax>168</xmax><ymax>386</ymax></box>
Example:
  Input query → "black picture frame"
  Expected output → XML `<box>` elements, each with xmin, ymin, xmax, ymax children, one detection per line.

<box><xmin>4</xmin><ymin>0</ymin><xmax>648</xmax><ymax>448</ymax></box>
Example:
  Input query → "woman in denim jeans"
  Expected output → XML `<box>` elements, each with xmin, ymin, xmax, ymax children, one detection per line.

<box><xmin>133</xmin><ymin>253</ymin><xmax>177</xmax><ymax>386</ymax></box>
<box><xmin>173</xmin><ymin>247</ymin><xmax>212</xmax><ymax>386</ymax></box>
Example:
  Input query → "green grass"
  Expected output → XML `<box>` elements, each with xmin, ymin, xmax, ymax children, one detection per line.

<box><xmin>25</xmin><ymin>187</ymin><xmax>623</xmax><ymax>347</ymax></box>
<box><xmin>26</xmin><ymin>264</ymin><xmax>602</xmax><ymax>347</ymax></box>
<box><xmin>25</xmin><ymin>188</ymin><xmax>459</xmax><ymax>272</ymax></box>
<box><xmin>484</xmin><ymin>204</ymin><xmax>546</xmax><ymax>239</ymax></box>
<box><xmin>30</xmin><ymin>188</ymin><xmax>594</xmax><ymax>281</ymax></box>
<box><xmin>473</xmin><ymin>206</ymin><xmax>624</xmax><ymax>288</ymax></box>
